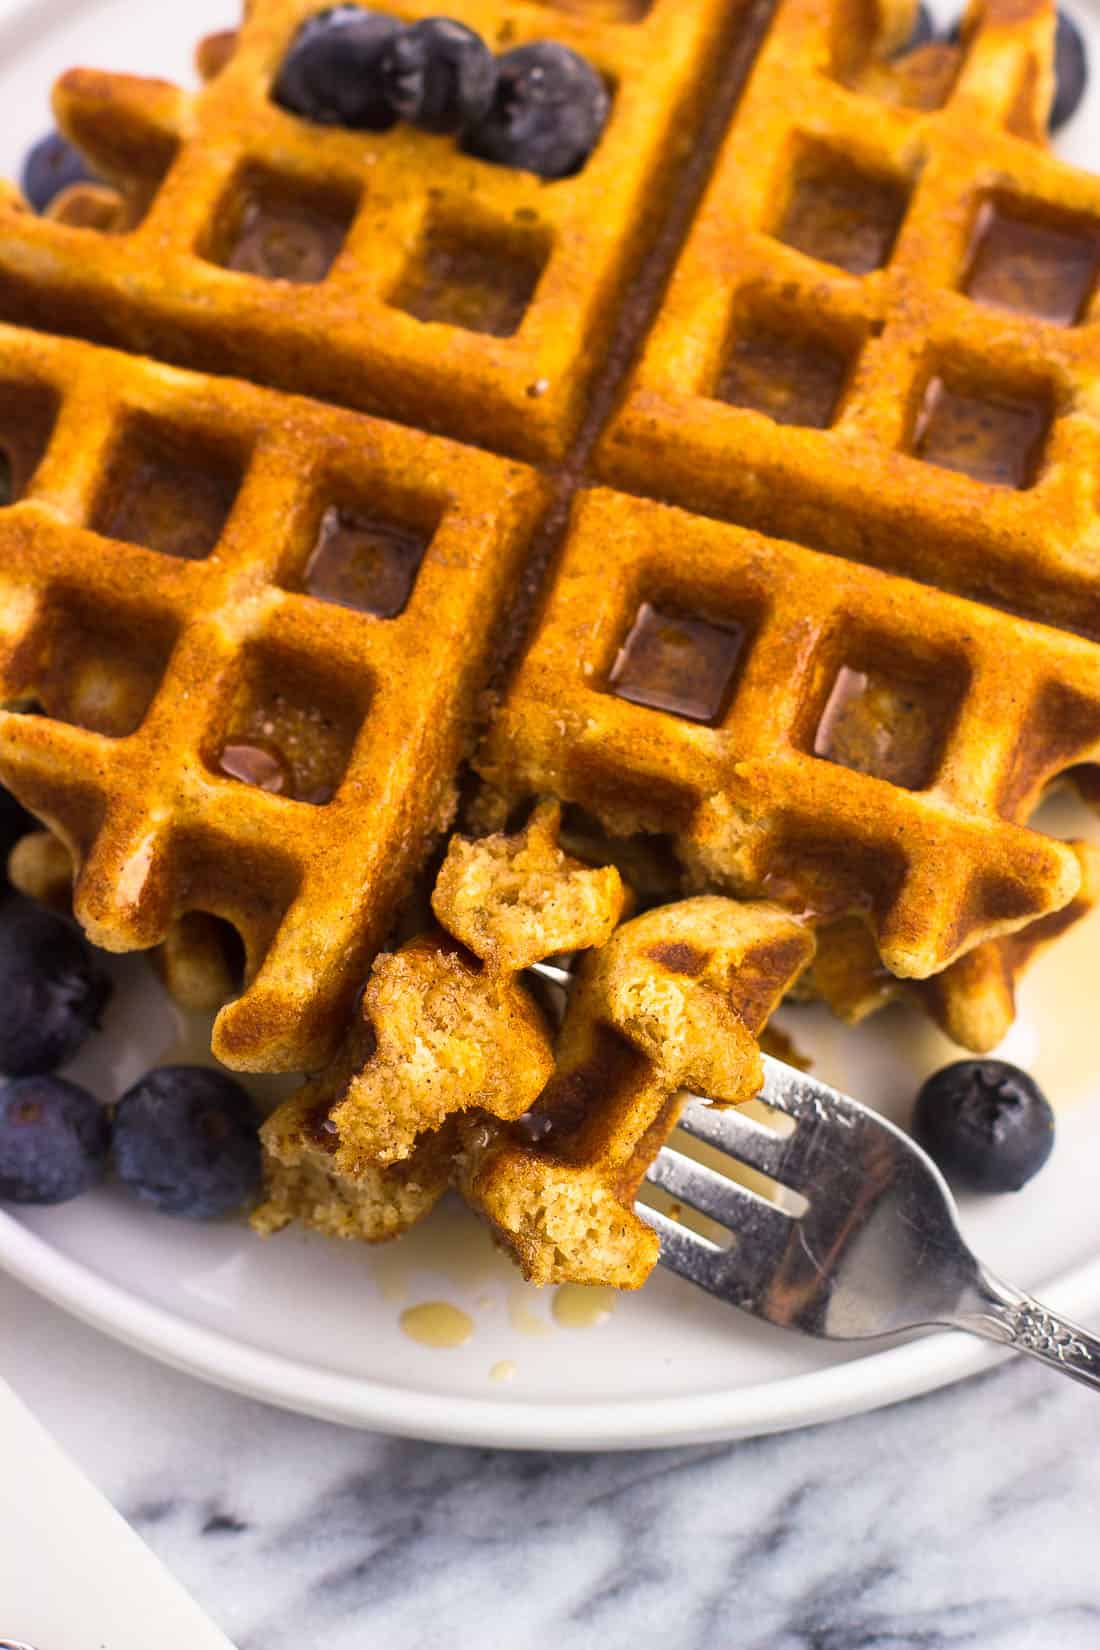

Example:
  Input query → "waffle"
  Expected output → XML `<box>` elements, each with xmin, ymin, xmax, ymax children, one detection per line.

<box><xmin>6</xmin><ymin>828</ymin><xmax>242</xmax><ymax>1011</ymax></box>
<box><xmin>431</xmin><ymin>799</ymin><xmax>627</xmax><ymax>970</ymax></box>
<box><xmin>256</xmin><ymin>808</ymin><xmax>811</xmax><ymax>1286</ymax></box>
<box><xmin>256</xmin><ymin>1094</ymin><xmax>458</xmax><ymax>1243</ymax></box>
<box><xmin>597</xmin><ymin>0</ymin><xmax>1100</xmax><ymax>630</ymax></box>
<box><xmin>797</xmin><ymin>840</ymin><xmax>1100</xmax><ymax>1049</ymax></box>
<box><xmin>458</xmin><ymin>894</ymin><xmax>814</xmax><ymax>1287</ymax></box>
<box><xmin>0</xmin><ymin>0</ymin><xmax>1097</xmax><ymax>1091</ymax></box>
<box><xmin>463</xmin><ymin>0</ymin><xmax>1100</xmax><ymax>998</ymax></box>
<box><xmin>0</xmin><ymin>0</ymin><xmax>754</xmax><ymax>464</ymax></box>
<box><xmin>0</xmin><ymin>324</ymin><xmax>545</xmax><ymax>1071</ymax></box>
<box><xmin>583</xmin><ymin>0</ymin><xmax>1100</xmax><ymax>949</ymax></box>
<box><xmin>477</xmin><ymin>487</ymin><xmax>1099</xmax><ymax>985</ymax></box>
<box><xmin>256</xmin><ymin>803</ymin><xmax>625</xmax><ymax>1243</ymax></box>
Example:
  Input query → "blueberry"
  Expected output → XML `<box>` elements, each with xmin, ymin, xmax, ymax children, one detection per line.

<box><xmin>462</xmin><ymin>42</ymin><xmax>610</xmax><ymax>180</ymax></box>
<box><xmin>273</xmin><ymin>5</ymin><xmax>401</xmax><ymax>129</ymax></box>
<box><xmin>113</xmin><ymin>1066</ymin><xmax>262</xmax><ymax>1219</ymax></box>
<box><xmin>894</xmin><ymin>2</ymin><xmax>935</xmax><ymax>53</ymax></box>
<box><xmin>21</xmin><ymin>130</ymin><xmax>93</xmax><ymax>213</ymax></box>
<box><xmin>1051</xmin><ymin>8</ymin><xmax>1088</xmax><ymax>132</ymax></box>
<box><xmin>912</xmin><ymin>1059</ymin><xmax>1055</xmax><ymax>1193</ymax></box>
<box><xmin>381</xmin><ymin>18</ymin><xmax>496</xmax><ymax>133</ymax></box>
<box><xmin>0</xmin><ymin>1074</ymin><xmax>109</xmax><ymax>1204</ymax></box>
<box><xmin>0</xmin><ymin>898</ymin><xmax>111</xmax><ymax>1076</ymax></box>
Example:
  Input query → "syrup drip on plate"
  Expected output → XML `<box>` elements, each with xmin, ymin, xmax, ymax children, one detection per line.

<box><xmin>400</xmin><ymin>1301</ymin><xmax>475</xmax><ymax>1349</ymax></box>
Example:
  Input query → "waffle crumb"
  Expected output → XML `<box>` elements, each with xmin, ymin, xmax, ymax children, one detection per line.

<box><xmin>255</xmin><ymin>1094</ymin><xmax>454</xmax><ymax>1244</ymax></box>
<box><xmin>432</xmin><ymin>801</ymin><xmax>626</xmax><ymax>972</ymax></box>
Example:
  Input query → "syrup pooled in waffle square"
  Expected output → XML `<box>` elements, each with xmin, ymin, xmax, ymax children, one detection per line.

<box><xmin>0</xmin><ymin>0</ymin><xmax>755</xmax><ymax>463</ymax></box>
<box><xmin>476</xmin><ymin>487</ymin><xmax>1100</xmax><ymax>986</ymax></box>
<box><xmin>599</xmin><ymin>0</ymin><xmax>1100</xmax><ymax>637</ymax></box>
<box><xmin>0</xmin><ymin>324</ymin><xmax>546</xmax><ymax>1072</ymax></box>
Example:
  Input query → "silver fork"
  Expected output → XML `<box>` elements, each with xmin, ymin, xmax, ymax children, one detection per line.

<box><xmin>641</xmin><ymin>1056</ymin><xmax>1100</xmax><ymax>1390</ymax></box>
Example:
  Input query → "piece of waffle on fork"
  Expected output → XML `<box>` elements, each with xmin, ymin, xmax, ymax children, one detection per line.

<box><xmin>254</xmin><ymin>802</ymin><xmax>626</xmax><ymax>1245</ymax></box>
<box><xmin>456</xmin><ymin>892</ymin><xmax>814</xmax><ymax>1287</ymax></box>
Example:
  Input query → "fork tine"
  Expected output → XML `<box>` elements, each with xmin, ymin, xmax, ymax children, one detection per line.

<box><xmin>677</xmin><ymin>1097</ymin><xmax>793</xmax><ymax>1182</ymax></box>
<box><xmin>644</xmin><ymin>1146</ymin><xmax>793</xmax><ymax>1237</ymax></box>
<box><xmin>758</xmin><ymin>1055</ymin><xmax>859</xmax><ymax>1126</ymax></box>
<box><xmin>637</xmin><ymin>1201</ymin><xmax>725</xmax><ymax>1257</ymax></box>
<box><xmin>637</xmin><ymin>1191</ymin><xmax>795</xmax><ymax>1303</ymax></box>
<box><xmin>636</xmin><ymin>1203</ymin><xmax>732</xmax><ymax>1292</ymax></box>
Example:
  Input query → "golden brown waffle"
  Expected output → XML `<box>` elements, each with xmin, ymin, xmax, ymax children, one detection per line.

<box><xmin>548</xmin><ymin>801</ymin><xmax>1100</xmax><ymax>1049</ymax></box>
<box><xmin>458</xmin><ymin>895</ymin><xmax>814</xmax><ymax>1287</ymax></box>
<box><xmin>254</xmin><ymin>935</ymin><xmax>553</xmax><ymax>1238</ymax></box>
<box><xmin>1</xmin><ymin>0</ymin><xmax>1096</xmax><ymax>1086</ymax></box>
<box><xmin>799</xmin><ymin>840</ymin><xmax>1100</xmax><ymax>1050</ymax></box>
<box><xmin>0</xmin><ymin>0</ymin><xmax>752</xmax><ymax>464</ymax></box>
<box><xmin>256</xmin><ymin>804</ymin><xmax>625</xmax><ymax>1243</ymax></box>
<box><xmin>431</xmin><ymin>799</ymin><xmax>627</xmax><ymax>970</ymax></box>
<box><xmin>8</xmin><ymin>827</ymin><xmax>246</xmax><ymax>1011</ymax></box>
<box><xmin>597</xmin><ymin>0</ymin><xmax>1100</xmax><ymax>633</ymax></box>
<box><xmin>477</xmin><ymin>487</ymin><xmax>1099</xmax><ymax>983</ymax></box>
<box><xmin>0</xmin><ymin>324</ymin><xmax>545</xmax><ymax>1071</ymax></box>
<box><xmin>474</xmin><ymin>0</ymin><xmax>1100</xmax><ymax>994</ymax></box>
<box><xmin>481</xmin><ymin>0</ymin><xmax>1100</xmax><ymax>1012</ymax></box>
<box><xmin>256</xmin><ymin>1095</ymin><xmax>458</xmax><ymax>1243</ymax></box>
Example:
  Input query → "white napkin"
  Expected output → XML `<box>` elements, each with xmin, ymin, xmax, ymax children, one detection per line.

<box><xmin>0</xmin><ymin>1379</ymin><xmax>236</xmax><ymax>1650</ymax></box>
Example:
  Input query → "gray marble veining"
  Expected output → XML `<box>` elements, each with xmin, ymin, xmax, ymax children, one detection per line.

<box><xmin>3</xmin><ymin>1270</ymin><xmax>1099</xmax><ymax>1650</ymax></box>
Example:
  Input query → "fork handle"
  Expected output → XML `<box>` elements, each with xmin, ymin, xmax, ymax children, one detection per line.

<box><xmin>953</xmin><ymin>1272</ymin><xmax>1100</xmax><ymax>1392</ymax></box>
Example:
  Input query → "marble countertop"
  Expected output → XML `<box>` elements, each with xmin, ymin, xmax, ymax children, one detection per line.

<box><xmin>4</xmin><ymin>1269</ymin><xmax>1099</xmax><ymax>1649</ymax></box>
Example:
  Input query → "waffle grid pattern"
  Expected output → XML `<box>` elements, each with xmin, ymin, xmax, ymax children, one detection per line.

<box><xmin>477</xmin><ymin>0</ymin><xmax>1100</xmax><ymax>982</ymax></box>
<box><xmin>600</xmin><ymin>0</ymin><xmax>1100</xmax><ymax>635</ymax></box>
<box><xmin>0</xmin><ymin>0</ymin><xmax>1096</xmax><ymax>1083</ymax></box>
<box><xmin>478</xmin><ymin>488</ymin><xmax>1100</xmax><ymax>981</ymax></box>
<box><xmin>0</xmin><ymin>0</ymin><xmax>742</xmax><ymax>463</ymax></box>
<box><xmin>0</xmin><ymin>325</ymin><xmax>546</xmax><ymax>1070</ymax></box>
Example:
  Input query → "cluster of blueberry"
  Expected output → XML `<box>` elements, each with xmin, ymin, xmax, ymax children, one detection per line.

<box><xmin>17</xmin><ymin>6</ymin><xmax>1087</xmax><ymax>216</ymax></box>
<box><xmin>902</xmin><ymin>3</ymin><xmax>1087</xmax><ymax>132</ymax></box>
<box><xmin>0</xmin><ymin>795</ymin><xmax>262</xmax><ymax>1218</ymax></box>
<box><xmin>274</xmin><ymin>8</ymin><xmax>610</xmax><ymax>179</ymax></box>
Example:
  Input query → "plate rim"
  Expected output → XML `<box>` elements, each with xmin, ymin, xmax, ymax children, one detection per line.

<box><xmin>4</xmin><ymin>1210</ymin><xmax>1099</xmax><ymax>1449</ymax></box>
<box><xmin>2</xmin><ymin>0</ymin><xmax>1099</xmax><ymax>1451</ymax></box>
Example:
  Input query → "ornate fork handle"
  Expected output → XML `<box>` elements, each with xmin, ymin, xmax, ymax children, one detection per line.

<box><xmin>953</xmin><ymin>1272</ymin><xmax>1100</xmax><ymax>1392</ymax></box>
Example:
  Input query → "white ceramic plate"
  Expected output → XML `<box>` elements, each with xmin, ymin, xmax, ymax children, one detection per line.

<box><xmin>1</xmin><ymin>0</ymin><xmax>1099</xmax><ymax>1450</ymax></box>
